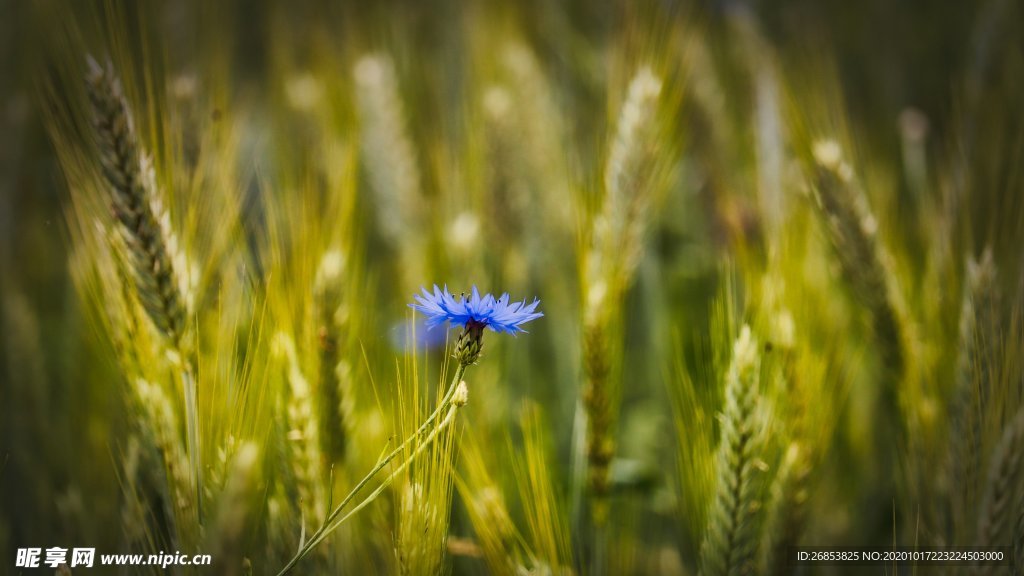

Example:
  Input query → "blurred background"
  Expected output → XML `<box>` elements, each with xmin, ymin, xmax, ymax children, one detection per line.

<box><xmin>2</xmin><ymin>0</ymin><xmax>1023</xmax><ymax>574</ymax></box>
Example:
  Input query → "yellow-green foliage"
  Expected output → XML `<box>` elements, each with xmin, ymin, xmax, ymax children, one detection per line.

<box><xmin>4</xmin><ymin>1</ymin><xmax>1024</xmax><ymax>575</ymax></box>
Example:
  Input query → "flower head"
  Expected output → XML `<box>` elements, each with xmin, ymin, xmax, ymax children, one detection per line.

<box><xmin>410</xmin><ymin>285</ymin><xmax>543</xmax><ymax>335</ymax></box>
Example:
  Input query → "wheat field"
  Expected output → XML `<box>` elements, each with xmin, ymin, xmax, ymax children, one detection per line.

<box><xmin>2</xmin><ymin>0</ymin><xmax>1024</xmax><ymax>574</ymax></box>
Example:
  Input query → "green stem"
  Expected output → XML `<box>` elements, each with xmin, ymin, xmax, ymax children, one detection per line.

<box><xmin>275</xmin><ymin>361</ymin><xmax>467</xmax><ymax>576</ymax></box>
<box><xmin>301</xmin><ymin>403</ymin><xmax>462</xmax><ymax>556</ymax></box>
<box><xmin>181</xmin><ymin>357</ymin><xmax>203</xmax><ymax>525</ymax></box>
<box><xmin>593</xmin><ymin>523</ymin><xmax>608</xmax><ymax>576</ymax></box>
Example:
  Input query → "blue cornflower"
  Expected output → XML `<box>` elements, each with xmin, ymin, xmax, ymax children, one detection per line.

<box><xmin>410</xmin><ymin>285</ymin><xmax>543</xmax><ymax>335</ymax></box>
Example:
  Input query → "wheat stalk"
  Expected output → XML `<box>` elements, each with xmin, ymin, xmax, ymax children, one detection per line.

<box><xmin>701</xmin><ymin>326</ymin><xmax>765</xmax><ymax>576</ymax></box>
<box><xmin>277</xmin><ymin>382</ymin><xmax>470</xmax><ymax>575</ymax></box>
<box><xmin>582</xmin><ymin>66</ymin><xmax>663</xmax><ymax>526</ymax></box>
<box><xmin>92</xmin><ymin>228</ymin><xmax>182</xmax><ymax>557</ymax></box>
<box><xmin>85</xmin><ymin>57</ymin><xmax>203</xmax><ymax>523</ymax></box>
<box><xmin>514</xmin><ymin>403</ymin><xmax>575</xmax><ymax>574</ymax></box>
<box><xmin>394</xmin><ymin>401</ymin><xmax>459</xmax><ymax>576</ymax></box>
<box><xmin>581</xmin><ymin>305</ymin><xmax>614</xmax><ymax>524</ymax></box>
<box><xmin>809</xmin><ymin>140</ymin><xmax>908</xmax><ymax>521</ymax></box>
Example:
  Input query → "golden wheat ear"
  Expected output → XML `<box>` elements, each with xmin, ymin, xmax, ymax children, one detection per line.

<box><xmin>84</xmin><ymin>56</ymin><xmax>189</xmax><ymax>345</ymax></box>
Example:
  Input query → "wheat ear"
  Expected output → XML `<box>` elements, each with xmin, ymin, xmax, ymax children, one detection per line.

<box><xmin>809</xmin><ymin>141</ymin><xmax>907</xmax><ymax>516</ymax></box>
<box><xmin>761</xmin><ymin>442</ymin><xmax>810</xmax><ymax>576</ymax></box>
<box><xmin>274</xmin><ymin>333</ymin><xmax>327</xmax><ymax>535</ymax></box>
<box><xmin>950</xmin><ymin>249</ymin><xmax>999</xmax><ymax>541</ymax></box>
<box><xmin>810</xmin><ymin>140</ymin><xmax>905</xmax><ymax>378</ymax></box>
<box><xmin>209</xmin><ymin>443</ymin><xmax>261</xmax><ymax>576</ymax></box>
<box><xmin>582</xmin><ymin>66</ymin><xmax>663</xmax><ymax>525</ymax></box>
<box><xmin>85</xmin><ymin>57</ymin><xmax>189</xmax><ymax>345</ymax></box>
<box><xmin>599</xmin><ymin>66</ymin><xmax>664</xmax><ymax>283</ymax></box>
<box><xmin>701</xmin><ymin>326</ymin><xmax>765</xmax><ymax>576</ymax></box>
<box><xmin>85</xmin><ymin>57</ymin><xmax>202</xmax><ymax>522</ymax></box>
<box><xmin>314</xmin><ymin>250</ymin><xmax>353</xmax><ymax>465</ymax></box>
<box><xmin>975</xmin><ymin>408</ymin><xmax>1024</xmax><ymax>576</ymax></box>
<box><xmin>133</xmin><ymin>378</ymin><xmax>195</xmax><ymax>543</ymax></box>
<box><xmin>353</xmin><ymin>53</ymin><xmax>425</xmax><ymax>287</ymax></box>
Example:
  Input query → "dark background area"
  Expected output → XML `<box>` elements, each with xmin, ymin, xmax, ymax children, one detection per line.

<box><xmin>1</xmin><ymin>0</ymin><xmax>1021</xmax><ymax>571</ymax></box>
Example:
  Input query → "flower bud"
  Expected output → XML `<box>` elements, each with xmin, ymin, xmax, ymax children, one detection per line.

<box><xmin>452</xmin><ymin>381</ymin><xmax>469</xmax><ymax>407</ymax></box>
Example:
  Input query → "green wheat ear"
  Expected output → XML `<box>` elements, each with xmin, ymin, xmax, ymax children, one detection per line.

<box><xmin>274</xmin><ymin>333</ymin><xmax>327</xmax><ymax>536</ymax></box>
<box><xmin>809</xmin><ymin>139</ymin><xmax>906</xmax><ymax>379</ymax></box>
<box><xmin>353</xmin><ymin>53</ymin><xmax>427</xmax><ymax>288</ymax></box>
<box><xmin>701</xmin><ymin>325</ymin><xmax>766</xmax><ymax>576</ymax></box>
<box><xmin>457</xmin><ymin>435</ymin><xmax>521</xmax><ymax>576</ymax></box>
<box><xmin>949</xmin><ymin>249</ymin><xmax>999</xmax><ymax>541</ymax></box>
<box><xmin>600</xmin><ymin>66</ymin><xmax>664</xmax><ymax>283</ymax></box>
<box><xmin>133</xmin><ymin>378</ymin><xmax>195</xmax><ymax>541</ymax></box>
<box><xmin>761</xmin><ymin>442</ymin><xmax>811</xmax><ymax>576</ymax></box>
<box><xmin>209</xmin><ymin>443</ymin><xmax>261</xmax><ymax>576</ymax></box>
<box><xmin>582</xmin><ymin>65</ymin><xmax>664</xmax><ymax>526</ymax></box>
<box><xmin>314</xmin><ymin>250</ymin><xmax>354</xmax><ymax>466</ymax></box>
<box><xmin>809</xmin><ymin>139</ymin><xmax>908</xmax><ymax>517</ymax></box>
